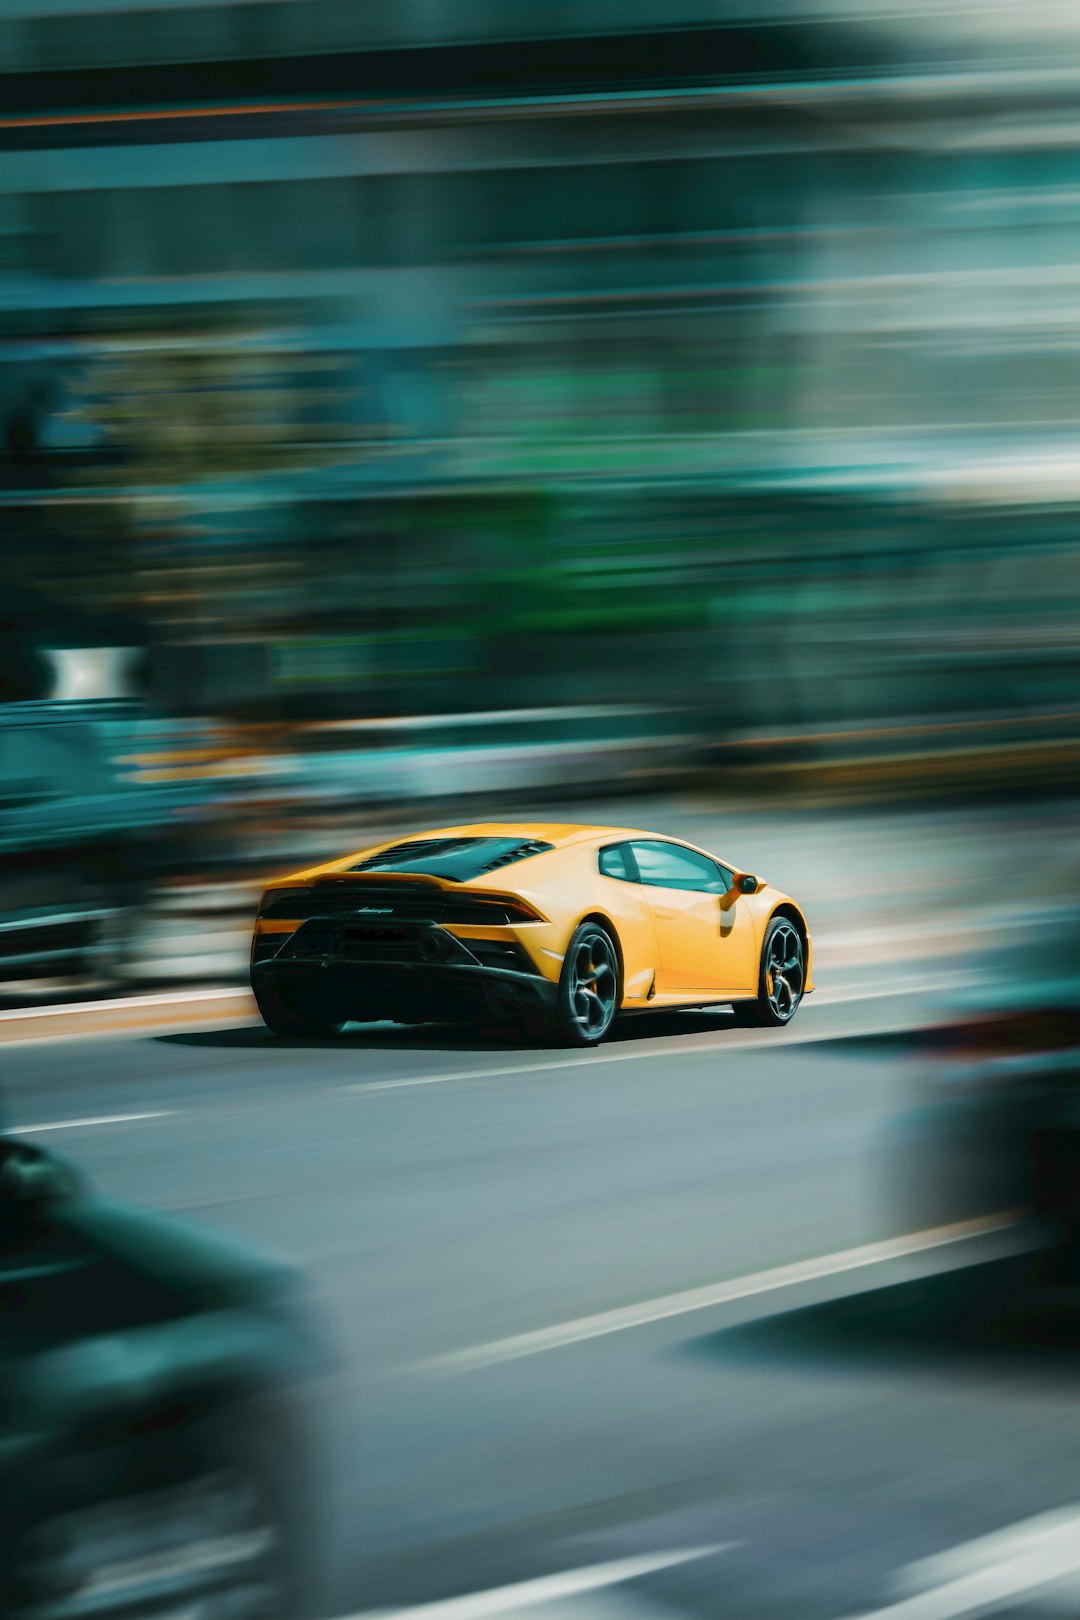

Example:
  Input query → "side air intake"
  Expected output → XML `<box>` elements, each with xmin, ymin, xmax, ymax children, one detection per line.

<box><xmin>347</xmin><ymin>835</ymin><xmax>554</xmax><ymax>882</ymax></box>
<box><xmin>352</xmin><ymin>840</ymin><xmax>453</xmax><ymax>870</ymax></box>
<box><xmin>478</xmin><ymin>840</ymin><xmax>554</xmax><ymax>871</ymax></box>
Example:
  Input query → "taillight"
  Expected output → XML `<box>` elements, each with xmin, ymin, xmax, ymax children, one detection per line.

<box><xmin>258</xmin><ymin>885</ymin><xmax>307</xmax><ymax>917</ymax></box>
<box><xmin>498</xmin><ymin>898</ymin><xmax>546</xmax><ymax>923</ymax></box>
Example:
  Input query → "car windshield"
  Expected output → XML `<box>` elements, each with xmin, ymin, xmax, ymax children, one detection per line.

<box><xmin>350</xmin><ymin>836</ymin><xmax>552</xmax><ymax>881</ymax></box>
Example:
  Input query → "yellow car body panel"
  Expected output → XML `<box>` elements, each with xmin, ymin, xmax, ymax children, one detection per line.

<box><xmin>254</xmin><ymin>820</ymin><xmax>813</xmax><ymax>1014</ymax></box>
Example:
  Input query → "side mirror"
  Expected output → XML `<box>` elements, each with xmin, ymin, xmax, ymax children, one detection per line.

<box><xmin>720</xmin><ymin>872</ymin><xmax>761</xmax><ymax>910</ymax></box>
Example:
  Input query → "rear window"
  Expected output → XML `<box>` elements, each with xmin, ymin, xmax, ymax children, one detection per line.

<box><xmin>350</xmin><ymin>836</ymin><xmax>552</xmax><ymax>882</ymax></box>
<box><xmin>599</xmin><ymin>844</ymin><xmax>635</xmax><ymax>881</ymax></box>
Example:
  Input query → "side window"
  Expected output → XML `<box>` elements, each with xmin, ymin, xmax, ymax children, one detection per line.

<box><xmin>630</xmin><ymin>841</ymin><xmax>727</xmax><ymax>893</ymax></box>
<box><xmin>598</xmin><ymin>843</ymin><xmax>636</xmax><ymax>881</ymax></box>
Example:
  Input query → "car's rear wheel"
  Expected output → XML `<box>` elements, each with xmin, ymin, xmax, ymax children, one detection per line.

<box><xmin>254</xmin><ymin>981</ymin><xmax>345</xmax><ymax>1039</ymax></box>
<box><xmin>731</xmin><ymin>917</ymin><xmax>805</xmax><ymax>1028</ymax></box>
<box><xmin>549</xmin><ymin>922</ymin><xmax>620</xmax><ymax>1046</ymax></box>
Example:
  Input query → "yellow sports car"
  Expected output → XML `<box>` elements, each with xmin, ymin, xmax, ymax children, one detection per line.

<box><xmin>251</xmin><ymin>822</ymin><xmax>813</xmax><ymax>1045</ymax></box>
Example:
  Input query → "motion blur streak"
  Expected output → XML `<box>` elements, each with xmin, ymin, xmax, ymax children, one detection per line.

<box><xmin>418</xmin><ymin>1215</ymin><xmax>1026</xmax><ymax>1374</ymax></box>
<box><xmin>3</xmin><ymin>0</ymin><xmax>1080</xmax><ymax>813</ymax></box>
<box><xmin>4</xmin><ymin>3</ymin><xmax>1080</xmax><ymax>1620</ymax></box>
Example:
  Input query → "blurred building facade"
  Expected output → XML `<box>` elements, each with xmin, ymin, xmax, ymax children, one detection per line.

<box><xmin>1</xmin><ymin>0</ymin><xmax>1079</xmax><ymax>772</ymax></box>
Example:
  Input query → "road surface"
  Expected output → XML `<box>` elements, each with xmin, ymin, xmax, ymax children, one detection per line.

<box><xmin>5</xmin><ymin>977</ymin><xmax>1080</xmax><ymax>1620</ymax></box>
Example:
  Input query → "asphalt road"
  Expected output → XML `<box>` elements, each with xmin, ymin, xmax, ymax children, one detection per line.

<box><xmin>4</xmin><ymin>993</ymin><xmax>1080</xmax><ymax>1620</ymax></box>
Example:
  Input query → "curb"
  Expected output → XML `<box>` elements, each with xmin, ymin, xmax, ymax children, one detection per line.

<box><xmin>0</xmin><ymin>987</ymin><xmax>258</xmax><ymax>1049</ymax></box>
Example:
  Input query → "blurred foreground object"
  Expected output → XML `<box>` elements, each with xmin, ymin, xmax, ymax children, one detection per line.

<box><xmin>0</xmin><ymin>1129</ymin><xmax>319</xmax><ymax>1619</ymax></box>
<box><xmin>893</xmin><ymin>907</ymin><xmax>1080</xmax><ymax>1273</ymax></box>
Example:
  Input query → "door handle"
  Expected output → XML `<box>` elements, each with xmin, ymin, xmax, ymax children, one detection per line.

<box><xmin>654</xmin><ymin>907</ymin><xmax>676</xmax><ymax>920</ymax></box>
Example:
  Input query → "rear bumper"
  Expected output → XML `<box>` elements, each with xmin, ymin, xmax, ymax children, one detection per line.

<box><xmin>251</xmin><ymin>955</ymin><xmax>557</xmax><ymax>1024</ymax></box>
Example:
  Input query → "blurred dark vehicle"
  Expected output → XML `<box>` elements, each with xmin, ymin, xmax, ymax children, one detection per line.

<box><xmin>0</xmin><ymin>699</ymin><xmax>152</xmax><ymax>986</ymax></box>
<box><xmin>892</xmin><ymin>910</ymin><xmax>1080</xmax><ymax>1268</ymax></box>
<box><xmin>0</xmin><ymin>625</ymin><xmax>241</xmax><ymax>984</ymax></box>
<box><xmin>0</xmin><ymin>689</ymin><xmax>232</xmax><ymax>990</ymax></box>
<box><xmin>0</xmin><ymin>1134</ymin><xmax>317</xmax><ymax>1620</ymax></box>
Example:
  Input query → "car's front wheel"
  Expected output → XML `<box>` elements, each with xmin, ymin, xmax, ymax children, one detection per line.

<box><xmin>548</xmin><ymin>922</ymin><xmax>620</xmax><ymax>1046</ymax></box>
<box><xmin>732</xmin><ymin>917</ymin><xmax>805</xmax><ymax>1028</ymax></box>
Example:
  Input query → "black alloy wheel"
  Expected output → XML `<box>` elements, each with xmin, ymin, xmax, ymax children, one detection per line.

<box><xmin>551</xmin><ymin>923</ymin><xmax>620</xmax><ymax>1046</ymax></box>
<box><xmin>732</xmin><ymin>917</ymin><xmax>805</xmax><ymax>1028</ymax></box>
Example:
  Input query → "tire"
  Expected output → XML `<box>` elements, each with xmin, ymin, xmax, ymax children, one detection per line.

<box><xmin>731</xmin><ymin>916</ymin><xmax>806</xmax><ymax>1028</ymax></box>
<box><xmin>548</xmin><ymin>922</ymin><xmax>620</xmax><ymax>1047</ymax></box>
<box><xmin>254</xmin><ymin>980</ymin><xmax>345</xmax><ymax>1039</ymax></box>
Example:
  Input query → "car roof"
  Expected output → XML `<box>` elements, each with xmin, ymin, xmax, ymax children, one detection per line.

<box><xmin>272</xmin><ymin>822</ymin><xmax>725</xmax><ymax>886</ymax></box>
<box><xmin>373</xmin><ymin>821</ymin><xmax>668</xmax><ymax>848</ymax></box>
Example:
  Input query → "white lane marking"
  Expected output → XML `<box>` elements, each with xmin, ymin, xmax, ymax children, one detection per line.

<box><xmin>897</xmin><ymin>1507</ymin><xmax>1080</xmax><ymax>1596</ymax></box>
<box><xmin>351</xmin><ymin>1547</ymin><xmax>728</xmax><ymax>1620</ymax></box>
<box><xmin>0</xmin><ymin>987</ymin><xmax>248</xmax><ymax>1021</ymax></box>
<box><xmin>417</xmin><ymin>1215</ymin><xmax>1024</xmax><ymax>1373</ymax></box>
<box><xmin>841</xmin><ymin>1505</ymin><xmax>1080</xmax><ymax>1618</ymax></box>
<box><xmin>812</xmin><ymin>975</ymin><xmax>973</xmax><ymax>1005</ymax></box>
<box><xmin>8</xmin><ymin>1111</ymin><xmax>176</xmax><ymax>1134</ymax></box>
<box><xmin>350</xmin><ymin>1055</ymin><xmax>658</xmax><ymax>1092</ymax></box>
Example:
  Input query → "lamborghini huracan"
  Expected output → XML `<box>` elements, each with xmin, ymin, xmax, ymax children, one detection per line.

<box><xmin>250</xmin><ymin>822</ymin><xmax>813</xmax><ymax>1045</ymax></box>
